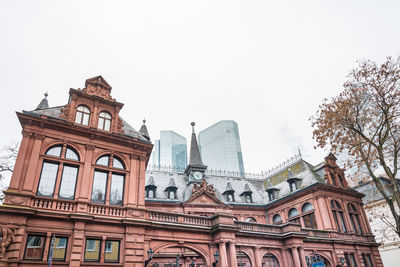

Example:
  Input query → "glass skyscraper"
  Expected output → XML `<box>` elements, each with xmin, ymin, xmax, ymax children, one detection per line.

<box><xmin>152</xmin><ymin>131</ymin><xmax>187</xmax><ymax>170</ymax></box>
<box><xmin>198</xmin><ymin>120</ymin><xmax>245</xmax><ymax>173</ymax></box>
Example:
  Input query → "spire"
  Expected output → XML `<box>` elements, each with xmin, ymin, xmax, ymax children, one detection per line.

<box><xmin>35</xmin><ymin>92</ymin><xmax>49</xmax><ymax>110</ymax></box>
<box><xmin>139</xmin><ymin>119</ymin><xmax>150</xmax><ymax>141</ymax></box>
<box><xmin>188</xmin><ymin>122</ymin><xmax>204</xmax><ymax>166</ymax></box>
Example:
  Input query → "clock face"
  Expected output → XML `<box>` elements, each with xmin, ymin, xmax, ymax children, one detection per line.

<box><xmin>193</xmin><ymin>171</ymin><xmax>203</xmax><ymax>180</ymax></box>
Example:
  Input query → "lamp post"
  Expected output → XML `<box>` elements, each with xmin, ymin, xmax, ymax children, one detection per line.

<box><xmin>212</xmin><ymin>251</ymin><xmax>220</xmax><ymax>267</ymax></box>
<box><xmin>144</xmin><ymin>248</ymin><xmax>154</xmax><ymax>267</ymax></box>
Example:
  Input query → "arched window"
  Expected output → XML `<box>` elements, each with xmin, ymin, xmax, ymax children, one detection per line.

<box><xmin>348</xmin><ymin>203</ymin><xmax>363</xmax><ymax>234</ymax></box>
<box><xmin>272</xmin><ymin>214</ymin><xmax>282</xmax><ymax>225</ymax></box>
<box><xmin>75</xmin><ymin>105</ymin><xmax>90</xmax><ymax>126</ymax></box>
<box><xmin>145</xmin><ymin>186</ymin><xmax>156</xmax><ymax>198</ymax></box>
<box><xmin>331</xmin><ymin>200</ymin><xmax>347</xmax><ymax>233</ymax></box>
<box><xmin>113</xmin><ymin>157</ymin><xmax>125</xmax><ymax>169</ymax></box>
<box><xmin>262</xmin><ymin>253</ymin><xmax>280</xmax><ymax>267</ymax></box>
<box><xmin>237</xmin><ymin>251</ymin><xmax>252</xmax><ymax>267</ymax></box>
<box><xmin>302</xmin><ymin>203</ymin><xmax>317</xmax><ymax>229</ymax></box>
<box><xmin>37</xmin><ymin>145</ymin><xmax>80</xmax><ymax>199</ymax></box>
<box><xmin>91</xmin><ymin>154</ymin><xmax>125</xmax><ymax>205</ymax></box>
<box><xmin>245</xmin><ymin>217</ymin><xmax>257</xmax><ymax>223</ymax></box>
<box><xmin>288</xmin><ymin>208</ymin><xmax>300</xmax><ymax>224</ymax></box>
<box><xmin>98</xmin><ymin>111</ymin><xmax>112</xmax><ymax>131</ymax></box>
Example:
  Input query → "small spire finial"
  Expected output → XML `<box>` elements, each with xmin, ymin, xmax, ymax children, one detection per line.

<box><xmin>44</xmin><ymin>92</ymin><xmax>48</xmax><ymax>98</ymax></box>
<box><xmin>143</xmin><ymin>118</ymin><xmax>146</xmax><ymax>124</ymax></box>
<box><xmin>191</xmin><ymin>122</ymin><xmax>195</xmax><ymax>133</ymax></box>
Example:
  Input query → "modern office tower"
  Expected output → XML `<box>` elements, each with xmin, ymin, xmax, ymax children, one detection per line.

<box><xmin>198</xmin><ymin>120</ymin><xmax>245</xmax><ymax>173</ymax></box>
<box><xmin>152</xmin><ymin>130</ymin><xmax>187</xmax><ymax>169</ymax></box>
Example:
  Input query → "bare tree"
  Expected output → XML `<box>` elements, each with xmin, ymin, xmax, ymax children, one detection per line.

<box><xmin>311</xmin><ymin>56</ymin><xmax>400</xmax><ymax>238</ymax></box>
<box><xmin>0</xmin><ymin>141</ymin><xmax>19</xmax><ymax>199</ymax></box>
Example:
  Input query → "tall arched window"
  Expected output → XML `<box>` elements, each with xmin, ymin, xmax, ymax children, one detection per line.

<box><xmin>75</xmin><ymin>105</ymin><xmax>90</xmax><ymax>126</ymax></box>
<box><xmin>288</xmin><ymin>208</ymin><xmax>300</xmax><ymax>224</ymax></box>
<box><xmin>91</xmin><ymin>155</ymin><xmax>125</xmax><ymax>205</ymax></box>
<box><xmin>331</xmin><ymin>200</ymin><xmax>347</xmax><ymax>232</ymax></box>
<box><xmin>37</xmin><ymin>145</ymin><xmax>80</xmax><ymax>199</ymax></box>
<box><xmin>98</xmin><ymin>111</ymin><xmax>112</xmax><ymax>131</ymax></box>
<box><xmin>348</xmin><ymin>203</ymin><xmax>363</xmax><ymax>234</ymax></box>
<box><xmin>262</xmin><ymin>253</ymin><xmax>280</xmax><ymax>267</ymax></box>
<box><xmin>302</xmin><ymin>203</ymin><xmax>317</xmax><ymax>229</ymax></box>
<box><xmin>272</xmin><ymin>214</ymin><xmax>282</xmax><ymax>225</ymax></box>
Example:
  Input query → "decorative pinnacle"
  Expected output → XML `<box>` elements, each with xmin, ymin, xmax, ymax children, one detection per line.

<box><xmin>44</xmin><ymin>92</ymin><xmax>48</xmax><ymax>98</ymax></box>
<box><xmin>143</xmin><ymin>118</ymin><xmax>146</xmax><ymax>124</ymax></box>
<box><xmin>191</xmin><ymin>122</ymin><xmax>195</xmax><ymax>133</ymax></box>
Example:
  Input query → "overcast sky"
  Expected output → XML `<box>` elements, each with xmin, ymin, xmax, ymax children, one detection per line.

<box><xmin>1</xmin><ymin>1</ymin><xmax>400</xmax><ymax>181</ymax></box>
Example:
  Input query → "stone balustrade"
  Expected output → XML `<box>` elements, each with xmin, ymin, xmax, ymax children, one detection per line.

<box><xmin>304</xmin><ymin>229</ymin><xmax>375</xmax><ymax>242</ymax></box>
<box><xmin>32</xmin><ymin>197</ymin><xmax>75</xmax><ymax>212</ymax></box>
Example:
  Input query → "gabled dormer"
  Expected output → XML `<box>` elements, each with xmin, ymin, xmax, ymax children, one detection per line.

<box><xmin>324</xmin><ymin>153</ymin><xmax>349</xmax><ymax>189</ymax></box>
<box><xmin>59</xmin><ymin>76</ymin><xmax>125</xmax><ymax>134</ymax></box>
<box><xmin>286</xmin><ymin>168</ymin><xmax>302</xmax><ymax>192</ymax></box>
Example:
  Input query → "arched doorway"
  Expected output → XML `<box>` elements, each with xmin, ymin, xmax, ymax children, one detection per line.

<box><xmin>151</xmin><ymin>246</ymin><xmax>206</xmax><ymax>267</ymax></box>
<box><xmin>262</xmin><ymin>253</ymin><xmax>280</xmax><ymax>267</ymax></box>
<box><xmin>306</xmin><ymin>254</ymin><xmax>332</xmax><ymax>267</ymax></box>
<box><xmin>237</xmin><ymin>251</ymin><xmax>252</xmax><ymax>267</ymax></box>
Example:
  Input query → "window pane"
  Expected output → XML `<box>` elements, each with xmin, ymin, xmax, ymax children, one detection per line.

<box><xmin>302</xmin><ymin>203</ymin><xmax>314</xmax><ymax>213</ymax></box>
<box><xmin>104</xmin><ymin>240</ymin><xmax>120</xmax><ymax>262</ymax></box>
<box><xmin>37</xmin><ymin>162</ymin><xmax>59</xmax><ymax>197</ymax></box>
<box><xmin>59</xmin><ymin>165</ymin><xmax>78</xmax><ymax>199</ymax></box>
<box><xmin>110</xmin><ymin>174</ymin><xmax>124</xmax><ymax>205</ymax></box>
<box><xmin>84</xmin><ymin>239</ymin><xmax>101</xmax><ymax>262</ymax></box>
<box><xmin>104</xmin><ymin>118</ymin><xmax>111</xmax><ymax>131</ymax></box>
<box><xmin>288</xmin><ymin>208</ymin><xmax>299</xmax><ymax>218</ymax></box>
<box><xmin>113</xmin><ymin>158</ymin><xmax>124</xmax><ymax>169</ymax></box>
<box><xmin>339</xmin><ymin>212</ymin><xmax>347</xmax><ymax>232</ymax></box>
<box><xmin>98</xmin><ymin>117</ymin><xmax>104</xmax><ymax>129</ymax></box>
<box><xmin>350</xmin><ymin>254</ymin><xmax>357</xmax><ymax>267</ymax></box>
<box><xmin>65</xmin><ymin>147</ymin><xmax>79</xmax><ymax>161</ymax></box>
<box><xmin>46</xmin><ymin>146</ymin><xmax>62</xmax><ymax>157</ymax></box>
<box><xmin>75</xmin><ymin>111</ymin><xmax>83</xmax><ymax>124</ymax></box>
<box><xmin>96</xmin><ymin>155</ymin><xmax>109</xmax><ymax>166</ymax></box>
<box><xmin>50</xmin><ymin>237</ymin><xmax>68</xmax><ymax>261</ymax></box>
<box><xmin>24</xmin><ymin>235</ymin><xmax>45</xmax><ymax>260</ymax></box>
<box><xmin>355</xmin><ymin>215</ymin><xmax>363</xmax><ymax>234</ymax></box>
<box><xmin>91</xmin><ymin>171</ymin><xmax>107</xmax><ymax>203</ymax></box>
<box><xmin>82</xmin><ymin>113</ymin><xmax>89</xmax><ymax>126</ymax></box>
<box><xmin>273</xmin><ymin>215</ymin><xmax>282</xmax><ymax>224</ymax></box>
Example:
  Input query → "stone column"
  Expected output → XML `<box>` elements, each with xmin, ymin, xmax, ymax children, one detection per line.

<box><xmin>228</xmin><ymin>242</ymin><xmax>237</xmax><ymax>267</ymax></box>
<box><xmin>22</xmin><ymin>133</ymin><xmax>44</xmax><ymax>192</ymax></box>
<box><xmin>78</xmin><ymin>145</ymin><xmax>94</xmax><ymax>201</ymax></box>
<box><xmin>279</xmin><ymin>248</ymin><xmax>288</xmax><ymax>267</ymax></box>
<box><xmin>218</xmin><ymin>242</ymin><xmax>228</xmax><ymax>267</ymax></box>
<box><xmin>9</xmin><ymin>131</ymin><xmax>31</xmax><ymax>190</ymax></box>
<box><xmin>298</xmin><ymin>247</ymin><xmax>307</xmax><ymax>267</ymax></box>
<box><xmin>291</xmin><ymin>247</ymin><xmax>301</xmax><ymax>267</ymax></box>
<box><xmin>317</xmin><ymin>196</ymin><xmax>333</xmax><ymax>229</ymax></box>
<box><xmin>253</xmin><ymin>247</ymin><xmax>261</xmax><ymax>267</ymax></box>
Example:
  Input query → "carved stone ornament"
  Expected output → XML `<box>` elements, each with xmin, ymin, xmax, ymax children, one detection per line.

<box><xmin>0</xmin><ymin>227</ymin><xmax>15</xmax><ymax>259</ymax></box>
<box><xmin>59</xmin><ymin>103</ymin><xmax>71</xmax><ymax>120</ymax></box>
<box><xmin>81</xmin><ymin>76</ymin><xmax>114</xmax><ymax>101</ymax></box>
<box><xmin>85</xmin><ymin>144</ymin><xmax>95</xmax><ymax>151</ymax></box>
<box><xmin>192</xmin><ymin>178</ymin><xmax>216</xmax><ymax>196</ymax></box>
<box><xmin>3</xmin><ymin>195</ymin><xmax>30</xmax><ymax>206</ymax></box>
<box><xmin>117</xmin><ymin>117</ymin><xmax>124</xmax><ymax>133</ymax></box>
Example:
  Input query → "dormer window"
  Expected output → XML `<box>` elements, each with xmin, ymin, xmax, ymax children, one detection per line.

<box><xmin>98</xmin><ymin>111</ymin><xmax>112</xmax><ymax>131</ymax></box>
<box><xmin>244</xmin><ymin>194</ymin><xmax>253</xmax><ymax>203</ymax></box>
<box><xmin>145</xmin><ymin>176</ymin><xmax>157</xmax><ymax>199</ymax></box>
<box><xmin>165</xmin><ymin>178</ymin><xmax>177</xmax><ymax>200</ymax></box>
<box><xmin>240</xmin><ymin>184</ymin><xmax>253</xmax><ymax>203</ymax></box>
<box><xmin>227</xmin><ymin>193</ymin><xmax>235</xmax><ymax>202</ymax></box>
<box><xmin>289</xmin><ymin>181</ymin><xmax>297</xmax><ymax>192</ymax></box>
<box><xmin>222</xmin><ymin>182</ymin><xmax>235</xmax><ymax>202</ymax></box>
<box><xmin>75</xmin><ymin>105</ymin><xmax>90</xmax><ymax>126</ymax></box>
<box><xmin>266</xmin><ymin>188</ymin><xmax>280</xmax><ymax>201</ymax></box>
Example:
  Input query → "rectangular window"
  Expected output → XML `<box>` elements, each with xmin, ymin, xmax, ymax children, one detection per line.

<box><xmin>362</xmin><ymin>254</ymin><xmax>373</xmax><ymax>267</ymax></box>
<box><xmin>37</xmin><ymin>162</ymin><xmax>59</xmax><ymax>197</ymax></box>
<box><xmin>104</xmin><ymin>240</ymin><xmax>120</xmax><ymax>263</ymax></box>
<box><xmin>84</xmin><ymin>239</ymin><xmax>101</xmax><ymax>262</ymax></box>
<box><xmin>344</xmin><ymin>253</ymin><xmax>358</xmax><ymax>267</ymax></box>
<box><xmin>303</xmin><ymin>213</ymin><xmax>317</xmax><ymax>229</ymax></box>
<box><xmin>58</xmin><ymin>165</ymin><xmax>78</xmax><ymax>199</ymax></box>
<box><xmin>349</xmin><ymin>253</ymin><xmax>358</xmax><ymax>267</ymax></box>
<box><xmin>91</xmin><ymin>171</ymin><xmax>108</xmax><ymax>203</ymax></box>
<box><xmin>24</xmin><ymin>235</ymin><xmax>45</xmax><ymax>260</ymax></box>
<box><xmin>110</xmin><ymin>174</ymin><xmax>124</xmax><ymax>205</ymax></box>
<box><xmin>49</xmin><ymin>237</ymin><xmax>68</xmax><ymax>261</ymax></box>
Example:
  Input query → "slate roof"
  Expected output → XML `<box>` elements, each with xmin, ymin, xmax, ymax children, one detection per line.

<box><xmin>24</xmin><ymin>105</ymin><xmax>149</xmax><ymax>142</ymax></box>
<box><xmin>145</xmin><ymin>157</ymin><xmax>328</xmax><ymax>205</ymax></box>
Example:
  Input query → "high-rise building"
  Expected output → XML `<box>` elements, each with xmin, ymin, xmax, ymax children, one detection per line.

<box><xmin>152</xmin><ymin>130</ymin><xmax>187</xmax><ymax>170</ymax></box>
<box><xmin>198</xmin><ymin>120</ymin><xmax>245</xmax><ymax>173</ymax></box>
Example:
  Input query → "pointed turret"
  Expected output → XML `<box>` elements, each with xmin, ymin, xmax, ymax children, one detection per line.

<box><xmin>189</xmin><ymin>122</ymin><xmax>204</xmax><ymax>166</ymax></box>
<box><xmin>185</xmin><ymin>122</ymin><xmax>207</xmax><ymax>176</ymax></box>
<box><xmin>35</xmin><ymin>92</ymin><xmax>49</xmax><ymax>110</ymax></box>
<box><xmin>139</xmin><ymin>119</ymin><xmax>150</xmax><ymax>141</ymax></box>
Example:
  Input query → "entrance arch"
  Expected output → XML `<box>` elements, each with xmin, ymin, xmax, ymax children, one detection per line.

<box><xmin>237</xmin><ymin>251</ymin><xmax>252</xmax><ymax>267</ymax></box>
<box><xmin>306</xmin><ymin>253</ymin><xmax>332</xmax><ymax>267</ymax></box>
<box><xmin>152</xmin><ymin>243</ymin><xmax>209</xmax><ymax>266</ymax></box>
<box><xmin>262</xmin><ymin>252</ymin><xmax>280</xmax><ymax>267</ymax></box>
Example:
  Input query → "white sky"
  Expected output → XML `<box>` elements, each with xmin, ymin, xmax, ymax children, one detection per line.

<box><xmin>0</xmin><ymin>0</ymin><xmax>399</xmax><ymax>177</ymax></box>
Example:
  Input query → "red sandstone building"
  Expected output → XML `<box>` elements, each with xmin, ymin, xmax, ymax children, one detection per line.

<box><xmin>0</xmin><ymin>76</ymin><xmax>383</xmax><ymax>267</ymax></box>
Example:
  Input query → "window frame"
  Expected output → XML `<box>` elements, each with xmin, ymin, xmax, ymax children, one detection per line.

<box><xmin>49</xmin><ymin>236</ymin><xmax>68</xmax><ymax>262</ymax></box>
<box><xmin>104</xmin><ymin>240</ymin><xmax>120</xmax><ymax>263</ymax></box>
<box><xmin>75</xmin><ymin>105</ymin><xmax>91</xmax><ymax>126</ymax></box>
<box><xmin>301</xmin><ymin>203</ymin><xmax>317</xmax><ymax>229</ymax></box>
<box><xmin>84</xmin><ymin>239</ymin><xmax>101</xmax><ymax>262</ymax></box>
<box><xmin>348</xmin><ymin>203</ymin><xmax>363</xmax><ymax>234</ymax></box>
<box><xmin>24</xmin><ymin>234</ymin><xmax>46</xmax><ymax>261</ymax></box>
<box><xmin>97</xmin><ymin>111</ymin><xmax>112</xmax><ymax>131</ymax></box>
<box><xmin>331</xmin><ymin>200</ymin><xmax>347</xmax><ymax>233</ymax></box>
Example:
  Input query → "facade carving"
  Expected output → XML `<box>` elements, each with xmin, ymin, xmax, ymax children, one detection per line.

<box><xmin>0</xmin><ymin>76</ymin><xmax>384</xmax><ymax>267</ymax></box>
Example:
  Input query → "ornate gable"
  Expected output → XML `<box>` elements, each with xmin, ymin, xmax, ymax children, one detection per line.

<box><xmin>184</xmin><ymin>179</ymin><xmax>228</xmax><ymax>207</ymax></box>
<box><xmin>82</xmin><ymin>76</ymin><xmax>114</xmax><ymax>101</ymax></box>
